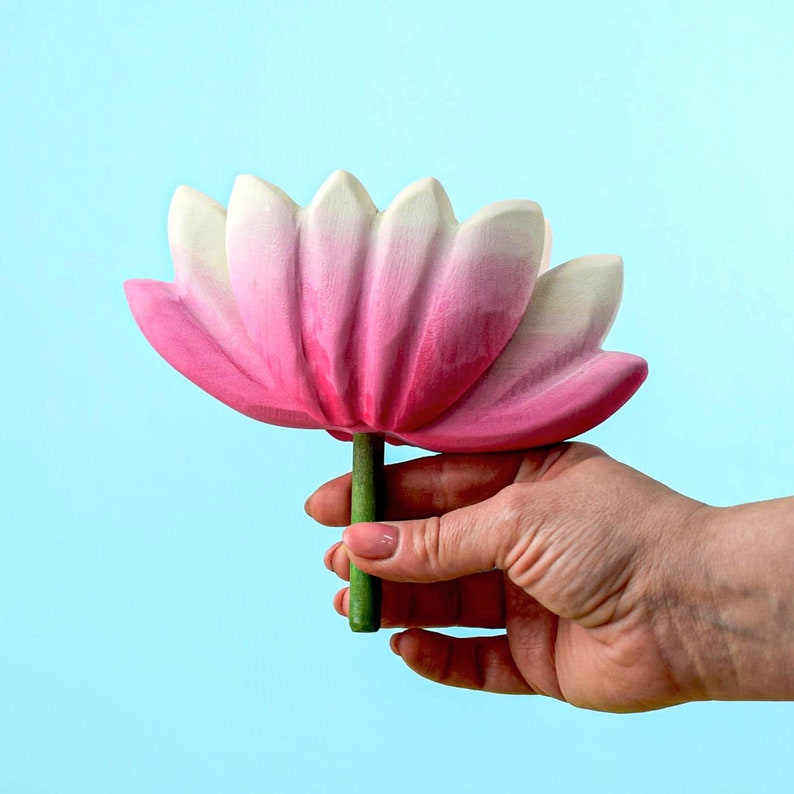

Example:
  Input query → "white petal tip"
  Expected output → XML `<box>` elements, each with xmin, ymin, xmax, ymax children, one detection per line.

<box><xmin>384</xmin><ymin>176</ymin><xmax>456</xmax><ymax>223</ymax></box>
<box><xmin>168</xmin><ymin>185</ymin><xmax>227</xmax><ymax>261</ymax></box>
<box><xmin>532</xmin><ymin>254</ymin><xmax>625</xmax><ymax>340</ymax></box>
<box><xmin>171</xmin><ymin>183</ymin><xmax>216</xmax><ymax>205</ymax></box>
<box><xmin>463</xmin><ymin>198</ymin><xmax>544</xmax><ymax>230</ymax></box>
<box><xmin>169</xmin><ymin>185</ymin><xmax>225</xmax><ymax>225</ymax></box>
<box><xmin>550</xmin><ymin>254</ymin><xmax>623</xmax><ymax>276</ymax></box>
<box><xmin>311</xmin><ymin>170</ymin><xmax>377</xmax><ymax>215</ymax></box>
<box><xmin>229</xmin><ymin>175</ymin><xmax>299</xmax><ymax>216</ymax></box>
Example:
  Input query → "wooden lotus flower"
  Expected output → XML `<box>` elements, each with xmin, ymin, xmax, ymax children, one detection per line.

<box><xmin>124</xmin><ymin>170</ymin><xmax>647</xmax><ymax>454</ymax></box>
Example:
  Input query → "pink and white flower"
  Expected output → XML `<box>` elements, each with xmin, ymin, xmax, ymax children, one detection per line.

<box><xmin>125</xmin><ymin>171</ymin><xmax>646</xmax><ymax>452</ymax></box>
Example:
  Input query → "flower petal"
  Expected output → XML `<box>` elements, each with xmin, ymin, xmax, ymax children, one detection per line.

<box><xmin>296</xmin><ymin>170</ymin><xmax>377</xmax><ymax>426</ymax></box>
<box><xmin>166</xmin><ymin>185</ymin><xmax>246</xmax><ymax>348</ymax></box>
<box><xmin>490</xmin><ymin>253</ymin><xmax>627</xmax><ymax>397</ymax></box>
<box><xmin>362</xmin><ymin>182</ymin><xmax>546</xmax><ymax>431</ymax></box>
<box><xmin>399</xmin><ymin>255</ymin><xmax>647</xmax><ymax>452</ymax></box>
<box><xmin>225</xmin><ymin>176</ymin><xmax>326</xmax><ymax>422</ymax></box>
<box><xmin>538</xmin><ymin>219</ymin><xmax>553</xmax><ymax>277</ymax></box>
<box><xmin>400</xmin><ymin>351</ymin><xmax>647</xmax><ymax>452</ymax></box>
<box><xmin>169</xmin><ymin>185</ymin><xmax>229</xmax><ymax>285</ymax></box>
<box><xmin>352</xmin><ymin>177</ymin><xmax>455</xmax><ymax>429</ymax></box>
<box><xmin>124</xmin><ymin>279</ymin><xmax>322</xmax><ymax>429</ymax></box>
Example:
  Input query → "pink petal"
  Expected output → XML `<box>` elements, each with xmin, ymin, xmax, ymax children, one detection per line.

<box><xmin>124</xmin><ymin>280</ymin><xmax>322</xmax><ymax>429</ymax></box>
<box><xmin>296</xmin><ymin>171</ymin><xmax>377</xmax><ymax>426</ymax></box>
<box><xmin>225</xmin><ymin>176</ymin><xmax>326</xmax><ymax>422</ymax></box>
<box><xmin>400</xmin><ymin>352</ymin><xmax>647</xmax><ymax>452</ymax></box>
<box><xmin>359</xmin><ymin>181</ymin><xmax>546</xmax><ymax>431</ymax></box>
<box><xmin>354</xmin><ymin>177</ymin><xmax>456</xmax><ymax>429</ymax></box>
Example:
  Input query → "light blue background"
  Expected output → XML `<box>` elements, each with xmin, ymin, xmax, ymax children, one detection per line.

<box><xmin>2</xmin><ymin>1</ymin><xmax>792</xmax><ymax>791</ymax></box>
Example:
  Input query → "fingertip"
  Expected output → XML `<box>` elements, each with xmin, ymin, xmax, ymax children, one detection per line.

<box><xmin>333</xmin><ymin>544</ymin><xmax>351</xmax><ymax>580</ymax></box>
<box><xmin>305</xmin><ymin>487</ymin><xmax>336</xmax><ymax>524</ymax></box>
<box><xmin>334</xmin><ymin>587</ymin><xmax>349</xmax><ymax>617</ymax></box>
<box><xmin>394</xmin><ymin>627</ymin><xmax>424</xmax><ymax>663</ymax></box>
<box><xmin>306</xmin><ymin>474</ymin><xmax>353</xmax><ymax>526</ymax></box>
<box><xmin>389</xmin><ymin>629</ymin><xmax>423</xmax><ymax>659</ymax></box>
<box><xmin>323</xmin><ymin>541</ymin><xmax>343</xmax><ymax>572</ymax></box>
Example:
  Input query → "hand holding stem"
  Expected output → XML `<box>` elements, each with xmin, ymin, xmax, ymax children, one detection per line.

<box><xmin>309</xmin><ymin>443</ymin><xmax>794</xmax><ymax>710</ymax></box>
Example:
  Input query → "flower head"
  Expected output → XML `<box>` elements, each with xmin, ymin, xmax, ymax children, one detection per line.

<box><xmin>125</xmin><ymin>171</ymin><xmax>647</xmax><ymax>452</ymax></box>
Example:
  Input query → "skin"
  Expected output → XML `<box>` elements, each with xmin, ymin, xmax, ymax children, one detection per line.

<box><xmin>305</xmin><ymin>443</ymin><xmax>794</xmax><ymax>713</ymax></box>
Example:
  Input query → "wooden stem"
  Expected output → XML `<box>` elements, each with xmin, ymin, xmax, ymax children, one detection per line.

<box><xmin>348</xmin><ymin>433</ymin><xmax>384</xmax><ymax>632</ymax></box>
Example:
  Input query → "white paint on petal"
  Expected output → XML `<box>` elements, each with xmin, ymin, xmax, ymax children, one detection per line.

<box><xmin>168</xmin><ymin>186</ymin><xmax>229</xmax><ymax>284</ymax></box>
<box><xmin>538</xmin><ymin>219</ymin><xmax>553</xmax><ymax>277</ymax></box>
<box><xmin>530</xmin><ymin>254</ymin><xmax>623</xmax><ymax>342</ymax></box>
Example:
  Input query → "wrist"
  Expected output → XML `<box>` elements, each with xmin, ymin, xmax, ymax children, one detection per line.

<box><xmin>650</xmin><ymin>499</ymin><xmax>794</xmax><ymax>702</ymax></box>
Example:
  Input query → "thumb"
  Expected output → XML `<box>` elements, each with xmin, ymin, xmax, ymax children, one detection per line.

<box><xmin>342</xmin><ymin>486</ymin><xmax>532</xmax><ymax>583</ymax></box>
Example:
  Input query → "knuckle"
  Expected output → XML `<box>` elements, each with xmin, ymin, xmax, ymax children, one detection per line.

<box><xmin>412</xmin><ymin>515</ymin><xmax>445</xmax><ymax>577</ymax></box>
<box><xmin>428</xmin><ymin>457</ymin><xmax>459</xmax><ymax>515</ymax></box>
<box><xmin>492</xmin><ymin>484</ymin><xmax>530</xmax><ymax>542</ymax></box>
<box><xmin>496</xmin><ymin>482</ymin><xmax>528</xmax><ymax>518</ymax></box>
<box><xmin>491</xmin><ymin>482</ymin><xmax>549</xmax><ymax>572</ymax></box>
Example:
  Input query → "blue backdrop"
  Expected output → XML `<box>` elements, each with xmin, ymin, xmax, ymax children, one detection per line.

<box><xmin>2</xmin><ymin>1</ymin><xmax>792</xmax><ymax>791</ymax></box>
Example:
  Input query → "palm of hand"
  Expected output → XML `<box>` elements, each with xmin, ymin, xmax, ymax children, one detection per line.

<box><xmin>504</xmin><ymin>574</ymin><xmax>685</xmax><ymax>711</ymax></box>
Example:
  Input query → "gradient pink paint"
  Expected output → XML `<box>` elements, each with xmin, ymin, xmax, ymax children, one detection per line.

<box><xmin>124</xmin><ymin>171</ymin><xmax>647</xmax><ymax>452</ymax></box>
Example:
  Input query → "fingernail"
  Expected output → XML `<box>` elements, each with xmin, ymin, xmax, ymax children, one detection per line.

<box><xmin>343</xmin><ymin>522</ymin><xmax>398</xmax><ymax>559</ymax></box>
<box><xmin>390</xmin><ymin>632</ymin><xmax>403</xmax><ymax>656</ymax></box>
<box><xmin>303</xmin><ymin>492</ymin><xmax>316</xmax><ymax>516</ymax></box>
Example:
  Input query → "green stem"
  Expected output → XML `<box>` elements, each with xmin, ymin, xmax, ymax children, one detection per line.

<box><xmin>348</xmin><ymin>432</ymin><xmax>385</xmax><ymax>632</ymax></box>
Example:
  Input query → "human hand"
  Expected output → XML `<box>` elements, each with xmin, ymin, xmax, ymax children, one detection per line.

<box><xmin>308</xmin><ymin>443</ymin><xmax>794</xmax><ymax>711</ymax></box>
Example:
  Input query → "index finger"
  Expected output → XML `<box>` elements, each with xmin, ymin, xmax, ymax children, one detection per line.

<box><xmin>305</xmin><ymin>447</ymin><xmax>560</xmax><ymax>526</ymax></box>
